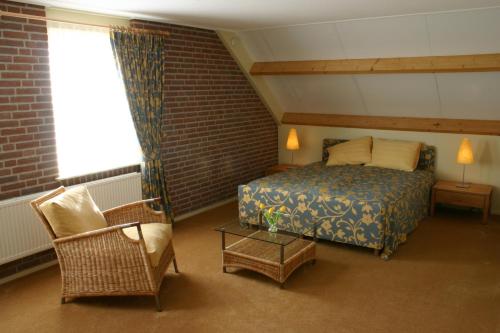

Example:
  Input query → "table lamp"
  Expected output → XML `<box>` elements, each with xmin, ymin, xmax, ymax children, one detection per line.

<box><xmin>456</xmin><ymin>138</ymin><xmax>474</xmax><ymax>188</ymax></box>
<box><xmin>286</xmin><ymin>128</ymin><xmax>300</xmax><ymax>164</ymax></box>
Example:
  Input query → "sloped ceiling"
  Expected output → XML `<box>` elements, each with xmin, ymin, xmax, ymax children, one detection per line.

<box><xmin>237</xmin><ymin>8</ymin><xmax>500</xmax><ymax>120</ymax></box>
<box><xmin>23</xmin><ymin>0</ymin><xmax>500</xmax><ymax>30</ymax></box>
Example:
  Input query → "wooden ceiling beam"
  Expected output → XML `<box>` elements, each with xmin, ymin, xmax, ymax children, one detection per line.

<box><xmin>281</xmin><ymin>113</ymin><xmax>500</xmax><ymax>136</ymax></box>
<box><xmin>250</xmin><ymin>53</ymin><xmax>500</xmax><ymax>75</ymax></box>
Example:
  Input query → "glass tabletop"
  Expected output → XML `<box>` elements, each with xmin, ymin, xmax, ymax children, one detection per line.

<box><xmin>215</xmin><ymin>220</ymin><xmax>315</xmax><ymax>246</ymax></box>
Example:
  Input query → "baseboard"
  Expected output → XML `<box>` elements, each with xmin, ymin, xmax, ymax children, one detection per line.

<box><xmin>0</xmin><ymin>260</ymin><xmax>58</xmax><ymax>286</ymax></box>
<box><xmin>175</xmin><ymin>196</ymin><xmax>237</xmax><ymax>222</ymax></box>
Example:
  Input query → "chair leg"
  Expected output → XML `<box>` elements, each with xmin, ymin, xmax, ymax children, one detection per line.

<box><xmin>173</xmin><ymin>257</ymin><xmax>179</xmax><ymax>273</ymax></box>
<box><xmin>154</xmin><ymin>295</ymin><xmax>162</xmax><ymax>312</ymax></box>
<box><xmin>61</xmin><ymin>297</ymin><xmax>66</xmax><ymax>304</ymax></box>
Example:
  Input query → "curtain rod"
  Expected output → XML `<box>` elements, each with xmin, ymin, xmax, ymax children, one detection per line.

<box><xmin>0</xmin><ymin>10</ymin><xmax>170</xmax><ymax>36</ymax></box>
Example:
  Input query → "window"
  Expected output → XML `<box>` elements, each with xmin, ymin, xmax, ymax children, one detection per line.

<box><xmin>47</xmin><ymin>22</ymin><xmax>142</xmax><ymax>178</ymax></box>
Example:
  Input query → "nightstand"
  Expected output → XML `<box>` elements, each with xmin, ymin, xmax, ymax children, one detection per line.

<box><xmin>265</xmin><ymin>164</ymin><xmax>300</xmax><ymax>176</ymax></box>
<box><xmin>431</xmin><ymin>180</ymin><xmax>493</xmax><ymax>224</ymax></box>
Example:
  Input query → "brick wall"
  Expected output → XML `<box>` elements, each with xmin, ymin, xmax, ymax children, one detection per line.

<box><xmin>131</xmin><ymin>20</ymin><xmax>278</xmax><ymax>215</ymax></box>
<box><xmin>0</xmin><ymin>1</ymin><xmax>59</xmax><ymax>200</ymax></box>
<box><xmin>1</xmin><ymin>8</ymin><xmax>278</xmax><ymax>213</ymax></box>
<box><xmin>0</xmin><ymin>4</ymin><xmax>277</xmax><ymax>279</ymax></box>
<box><xmin>0</xmin><ymin>2</ymin><xmax>277</xmax><ymax>215</ymax></box>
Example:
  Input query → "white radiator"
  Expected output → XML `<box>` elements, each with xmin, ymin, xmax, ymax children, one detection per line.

<box><xmin>0</xmin><ymin>172</ymin><xmax>142</xmax><ymax>265</ymax></box>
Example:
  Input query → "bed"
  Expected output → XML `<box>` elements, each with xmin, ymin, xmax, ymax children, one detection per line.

<box><xmin>238</xmin><ymin>139</ymin><xmax>436</xmax><ymax>259</ymax></box>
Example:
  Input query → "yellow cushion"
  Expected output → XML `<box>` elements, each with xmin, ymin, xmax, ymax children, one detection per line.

<box><xmin>39</xmin><ymin>186</ymin><xmax>107</xmax><ymax>238</ymax></box>
<box><xmin>366</xmin><ymin>138</ymin><xmax>422</xmax><ymax>172</ymax></box>
<box><xmin>326</xmin><ymin>136</ymin><xmax>372</xmax><ymax>166</ymax></box>
<box><xmin>123</xmin><ymin>223</ymin><xmax>172</xmax><ymax>267</ymax></box>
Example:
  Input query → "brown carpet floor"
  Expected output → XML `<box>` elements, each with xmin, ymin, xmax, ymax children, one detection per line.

<box><xmin>0</xmin><ymin>202</ymin><xmax>499</xmax><ymax>333</ymax></box>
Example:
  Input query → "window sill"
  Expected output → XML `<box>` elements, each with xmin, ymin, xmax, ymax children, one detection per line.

<box><xmin>56</xmin><ymin>164</ymin><xmax>141</xmax><ymax>187</ymax></box>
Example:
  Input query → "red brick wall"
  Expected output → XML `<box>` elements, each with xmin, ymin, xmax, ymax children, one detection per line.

<box><xmin>0</xmin><ymin>1</ymin><xmax>58</xmax><ymax>200</ymax></box>
<box><xmin>131</xmin><ymin>21</ymin><xmax>278</xmax><ymax>215</ymax></box>
<box><xmin>0</xmin><ymin>2</ymin><xmax>277</xmax><ymax>279</ymax></box>
<box><xmin>0</xmin><ymin>3</ymin><xmax>277</xmax><ymax>213</ymax></box>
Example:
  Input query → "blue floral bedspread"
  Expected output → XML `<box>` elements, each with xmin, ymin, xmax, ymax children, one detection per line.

<box><xmin>238</xmin><ymin>163</ymin><xmax>434</xmax><ymax>257</ymax></box>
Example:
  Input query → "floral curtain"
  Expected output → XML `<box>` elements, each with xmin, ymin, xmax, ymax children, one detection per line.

<box><xmin>110</xmin><ymin>28</ymin><xmax>174</xmax><ymax>222</ymax></box>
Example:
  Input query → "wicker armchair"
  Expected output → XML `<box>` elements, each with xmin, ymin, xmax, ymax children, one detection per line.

<box><xmin>30</xmin><ymin>186</ymin><xmax>179</xmax><ymax>311</ymax></box>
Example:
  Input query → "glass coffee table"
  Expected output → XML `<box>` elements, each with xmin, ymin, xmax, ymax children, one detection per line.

<box><xmin>215</xmin><ymin>220</ymin><xmax>317</xmax><ymax>288</ymax></box>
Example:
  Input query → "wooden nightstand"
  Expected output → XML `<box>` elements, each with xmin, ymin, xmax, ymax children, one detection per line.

<box><xmin>265</xmin><ymin>164</ymin><xmax>300</xmax><ymax>176</ymax></box>
<box><xmin>431</xmin><ymin>180</ymin><xmax>493</xmax><ymax>224</ymax></box>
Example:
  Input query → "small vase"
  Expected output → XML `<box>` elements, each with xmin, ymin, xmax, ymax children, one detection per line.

<box><xmin>268</xmin><ymin>224</ymin><xmax>278</xmax><ymax>233</ymax></box>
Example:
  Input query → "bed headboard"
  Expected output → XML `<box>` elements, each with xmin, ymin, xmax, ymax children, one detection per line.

<box><xmin>322</xmin><ymin>138</ymin><xmax>436</xmax><ymax>172</ymax></box>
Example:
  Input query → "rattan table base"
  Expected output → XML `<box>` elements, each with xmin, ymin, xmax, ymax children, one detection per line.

<box><xmin>222</xmin><ymin>237</ymin><xmax>316</xmax><ymax>287</ymax></box>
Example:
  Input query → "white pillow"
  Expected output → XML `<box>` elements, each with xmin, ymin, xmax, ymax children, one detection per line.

<box><xmin>39</xmin><ymin>186</ymin><xmax>107</xmax><ymax>238</ymax></box>
<box><xmin>326</xmin><ymin>136</ymin><xmax>372</xmax><ymax>166</ymax></box>
<box><xmin>366</xmin><ymin>138</ymin><xmax>422</xmax><ymax>172</ymax></box>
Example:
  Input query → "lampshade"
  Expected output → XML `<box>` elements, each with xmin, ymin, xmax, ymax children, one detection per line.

<box><xmin>456</xmin><ymin>138</ymin><xmax>474</xmax><ymax>165</ymax></box>
<box><xmin>286</xmin><ymin>128</ymin><xmax>300</xmax><ymax>151</ymax></box>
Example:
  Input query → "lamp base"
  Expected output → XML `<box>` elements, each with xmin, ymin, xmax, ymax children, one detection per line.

<box><xmin>456</xmin><ymin>164</ymin><xmax>470</xmax><ymax>189</ymax></box>
<box><xmin>456</xmin><ymin>182</ymin><xmax>470</xmax><ymax>189</ymax></box>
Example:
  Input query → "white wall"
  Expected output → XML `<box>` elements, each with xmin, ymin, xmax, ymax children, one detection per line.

<box><xmin>218</xmin><ymin>8</ymin><xmax>500</xmax><ymax>215</ymax></box>
<box><xmin>279</xmin><ymin>125</ymin><xmax>500</xmax><ymax>214</ymax></box>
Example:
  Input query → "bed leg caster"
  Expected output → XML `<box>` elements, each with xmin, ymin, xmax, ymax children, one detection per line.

<box><xmin>380</xmin><ymin>253</ymin><xmax>389</xmax><ymax>261</ymax></box>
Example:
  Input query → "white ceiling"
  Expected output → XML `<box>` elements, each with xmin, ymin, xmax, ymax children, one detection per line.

<box><xmin>238</xmin><ymin>7</ymin><xmax>500</xmax><ymax>120</ymax></box>
<box><xmin>21</xmin><ymin>1</ymin><xmax>500</xmax><ymax>120</ymax></box>
<box><xmin>22</xmin><ymin>0</ymin><xmax>500</xmax><ymax>31</ymax></box>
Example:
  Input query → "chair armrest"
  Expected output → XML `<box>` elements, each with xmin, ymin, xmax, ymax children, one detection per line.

<box><xmin>143</xmin><ymin>197</ymin><xmax>162</xmax><ymax>205</ymax></box>
<box><xmin>103</xmin><ymin>198</ymin><xmax>170</xmax><ymax>226</ymax></box>
<box><xmin>53</xmin><ymin>222</ymin><xmax>142</xmax><ymax>245</ymax></box>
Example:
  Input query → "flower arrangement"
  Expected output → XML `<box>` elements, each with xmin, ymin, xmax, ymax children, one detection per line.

<box><xmin>259</xmin><ymin>204</ymin><xmax>286</xmax><ymax>233</ymax></box>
